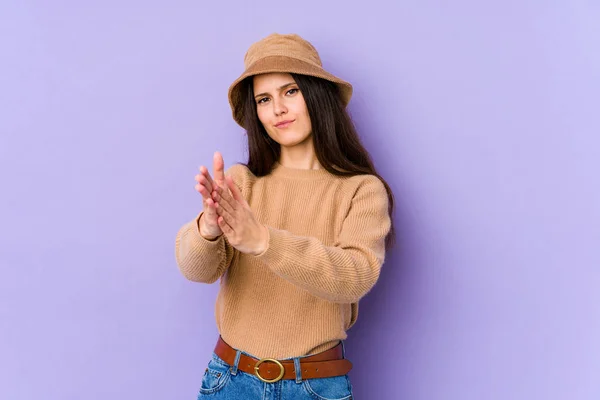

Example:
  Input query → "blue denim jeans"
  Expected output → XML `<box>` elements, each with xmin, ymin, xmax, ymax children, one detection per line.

<box><xmin>197</xmin><ymin>343</ymin><xmax>354</xmax><ymax>399</ymax></box>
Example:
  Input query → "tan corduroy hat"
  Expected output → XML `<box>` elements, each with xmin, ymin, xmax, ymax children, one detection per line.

<box><xmin>227</xmin><ymin>33</ymin><xmax>353</xmax><ymax>128</ymax></box>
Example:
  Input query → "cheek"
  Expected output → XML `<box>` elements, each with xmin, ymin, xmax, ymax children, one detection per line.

<box><xmin>256</xmin><ymin>108</ymin><xmax>271</xmax><ymax>131</ymax></box>
<box><xmin>300</xmin><ymin>109</ymin><xmax>312</xmax><ymax>132</ymax></box>
<box><xmin>256</xmin><ymin>109</ymin><xmax>276</xmax><ymax>137</ymax></box>
<box><xmin>256</xmin><ymin>108</ymin><xmax>269</xmax><ymax>126</ymax></box>
<box><xmin>296</xmin><ymin>100</ymin><xmax>311</xmax><ymax>128</ymax></box>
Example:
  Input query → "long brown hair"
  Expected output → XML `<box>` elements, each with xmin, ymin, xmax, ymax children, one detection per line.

<box><xmin>239</xmin><ymin>73</ymin><xmax>396</xmax><ymax>249</ymax></box>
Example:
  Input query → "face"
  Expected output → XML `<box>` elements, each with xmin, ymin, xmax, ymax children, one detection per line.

<box><xmin>252</xmin><ymin>73</ymin><xmax>312</xmax><ymax>149</ymax></box>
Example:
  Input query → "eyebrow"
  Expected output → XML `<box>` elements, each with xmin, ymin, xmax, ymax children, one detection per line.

<box><xmin>254</xmin><ymin>82</ymin><xmax>297</xmax><ymax>99</ymax></box>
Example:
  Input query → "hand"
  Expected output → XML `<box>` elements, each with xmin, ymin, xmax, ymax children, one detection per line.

<box><xmin>194</xmin><ymin>151</ymin><xmax>227</xmax><ymax>239</ymax></box>
<box><xmin>212</xmin><ymin>175</ymin><xmax>269</xmax><ymax>256</ymax></box>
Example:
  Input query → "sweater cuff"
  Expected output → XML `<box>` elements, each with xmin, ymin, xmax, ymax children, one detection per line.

<box><xmin>253</xmin><ymin>225</ymin><xmax>285</xmax><ymax>263</ymax></box>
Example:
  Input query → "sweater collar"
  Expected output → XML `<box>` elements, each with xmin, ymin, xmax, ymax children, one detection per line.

<box><xmin>270</xmin><ymin>162</ymin><xmax>332</xmax><ymax>180</ymax></box>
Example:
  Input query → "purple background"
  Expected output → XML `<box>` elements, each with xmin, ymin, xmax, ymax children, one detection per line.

<box><xmin>1</xmin><ymin>1</ymin><xmax>599</xmax><ymax>399</ymax></box>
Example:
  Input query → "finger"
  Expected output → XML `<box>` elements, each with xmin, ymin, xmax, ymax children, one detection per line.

<box><xmin>215</xmin><ymin>202</ymin><xmax>235</xmax><ymax>226</ymax></box>
<box><xmin>196</xmin><ymin>182</ymin><xmax>212</xmax><ymax>199</ymax></box>
<box><xmin>213</xmin><ymin>189</ymin><xmax>236</xmax><ymax>214</ymax></box>
<box><xmin>205</xmin><ymin>198</ymin><xmax>218</xmax><ymax>215</ymax></box>
<box><xmin>225</xmin><ymin>176</ymin><xmax>244</xmax><ymax>203</ymax></box>
<box><xmin>200</xmin><ymin>175</ymin><xmax>214</xmax><ymax>194</ymax></box>
<box><xmin>213</xmin><ymin>152</ymin><xmax>225</xmax><ymax>185</ymax></box>
<box><xmin>217</xmin><ymin>215</ymin><xmax>234</xmax><ymax>234</ymax></box>
<box><xmin>199</xmin><ymin>166</ymin><xmax>214</xmax><ymax>193</ymax></box>
<box><xmin>196</xmin><ymin>177</ymin><xmax>216</xmax><ymax>200</ymax></box>
<box><xmin>215</xmin><ymin>184</ymin><xmax>237</xmax><ymax>208</ymax></box>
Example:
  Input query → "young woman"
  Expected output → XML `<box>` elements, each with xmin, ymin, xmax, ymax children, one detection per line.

<box><xmin>175</xmin><ymin>32</ymin><xmax>395</xmax><ymax>399</ymax></box>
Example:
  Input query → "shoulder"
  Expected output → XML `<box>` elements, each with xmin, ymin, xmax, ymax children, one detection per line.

<box><xmin>225</xmin><ymin>162</ymin><xmax>252</xmax><ymax>180</ymax></box>
<box><xmin>225</xmin><ymin>163</ymin><xmax>256</xmax><ymax>192</ymax></box>
<box><xmin>344</xmin><ymin>174</ymin><xmax>387</xmax><ymax>197</ymax></box>
<box><xmin>339</xmin><ymin>174</ymin><xmax>389</xmax><ymax>217</ymax></box>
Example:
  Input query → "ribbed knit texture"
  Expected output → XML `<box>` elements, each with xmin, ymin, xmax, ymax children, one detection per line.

<box><xmin>175</xmin><ymin>162</ymin><xmax>391</xmax><ymax>359</ymax></box>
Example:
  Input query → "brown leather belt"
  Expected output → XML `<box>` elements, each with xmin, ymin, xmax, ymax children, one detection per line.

<box><xmin>214</xmin><ymin>336</ymin><xmax>353</xmax><ymax>383</ymax></box>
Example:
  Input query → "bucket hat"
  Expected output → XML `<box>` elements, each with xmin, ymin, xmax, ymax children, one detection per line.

<box><xmin>227</xmin><ymin>33</ymin><xmax>353</xmax><ymax>128</ymax></box>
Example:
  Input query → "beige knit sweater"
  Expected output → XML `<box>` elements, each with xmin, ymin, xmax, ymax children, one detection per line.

<box><xmin>175</xmin><ymin>162</ymin><xmax>391</xmax><ymax>359</ymax></box>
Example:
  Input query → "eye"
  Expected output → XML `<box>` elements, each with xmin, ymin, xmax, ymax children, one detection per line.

<box><xmin>286</xmin><ymin>88</ymin><xmax>299</xmax><ymax>95</ymax></box>
<box><xmin>257</xmin><ymin>97</ymin><xmax>269</xmax><ymax>105</ymax></box>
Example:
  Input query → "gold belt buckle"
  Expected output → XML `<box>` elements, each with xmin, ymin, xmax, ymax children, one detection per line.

<box><xmin>254</xmin><ymin>358</ymin><xmax>285</xmax><ymax>383</ymax></box>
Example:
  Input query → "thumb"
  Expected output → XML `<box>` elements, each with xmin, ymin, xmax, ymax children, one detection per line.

<box><xmin>213</xmin><ymin>151</ymin><xmax>225</xmax><ymax>185</ymax></box>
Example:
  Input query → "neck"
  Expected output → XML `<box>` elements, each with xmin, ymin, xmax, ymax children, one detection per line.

<box><xmin>278</xmin><ymin>139</ymin><xmax>321</xmax><ymax>170</ymax></box>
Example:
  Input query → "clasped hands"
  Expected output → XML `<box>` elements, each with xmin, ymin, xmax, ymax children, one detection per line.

<box><xmin>195</xmin><ymin>151</ymin><xmax>269</xmax><ymax>256</ymax></box>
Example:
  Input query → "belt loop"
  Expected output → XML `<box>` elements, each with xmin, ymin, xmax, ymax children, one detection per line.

<box><xmin>341</xmin><ymin>340</ymin><xmax>346</xmax><ymax>358</ymax></box>
<box><xmin>293</xmin><ymin>357</ymin><xmax>303</xmax><ymax>383</ymax></box>
<box><xmin>230</xmin><ymin>350</ymin><xmax>242</xmax><ymax>376</ymax></box>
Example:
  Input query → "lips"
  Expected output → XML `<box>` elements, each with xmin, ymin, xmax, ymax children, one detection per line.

<box><xmin>275</xmin><ymin>120</ymin><xmax>295</xmax><ymax>128</ymax></box>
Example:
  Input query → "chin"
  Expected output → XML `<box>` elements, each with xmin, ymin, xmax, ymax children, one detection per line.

<box><xmin>283</xmin><ymin>139</ymin><xmax>310</xmax><ymax>148</ymax></box>
<box><xmin>273</xmin><ymin>131</ymin><xmax>306</xmax><ymax>144</ymax></box>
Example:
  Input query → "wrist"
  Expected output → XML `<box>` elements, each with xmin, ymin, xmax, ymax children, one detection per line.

<box><xmin>198</xmin><ymin>214</ymin><xmax>221</xmax><ymax>241</ymax></box>
<box><xmin>253</xmin><ymin>225</ymin><xmax>269</xmax><ymax>256</ymax></box>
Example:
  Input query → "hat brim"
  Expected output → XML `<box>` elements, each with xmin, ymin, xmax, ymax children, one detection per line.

<box><xmin>227</xmin><ymin>55</ymin><xmax>353</xmax><ymax>128</ymax></box>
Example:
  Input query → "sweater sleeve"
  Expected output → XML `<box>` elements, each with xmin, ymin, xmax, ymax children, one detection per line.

<box><xmin>253</xmin><ymin>176</ymin><xmax>392</xmax><ymax>303</ymax></box>
<box><xmin>174</xmin><ymin>211</ymin><xmax>236</xmax><ymax>283</ymax></box>
<box><xmin>174</xmin><ymin>164</ymin><xmax>246</xmax><ymax>283</ymax></box>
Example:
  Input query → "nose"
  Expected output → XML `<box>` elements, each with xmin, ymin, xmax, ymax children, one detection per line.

<box><xmin>272</xmin><ymin>98</ymin><xmax>287</xmax><ymax>116</ymax></box>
